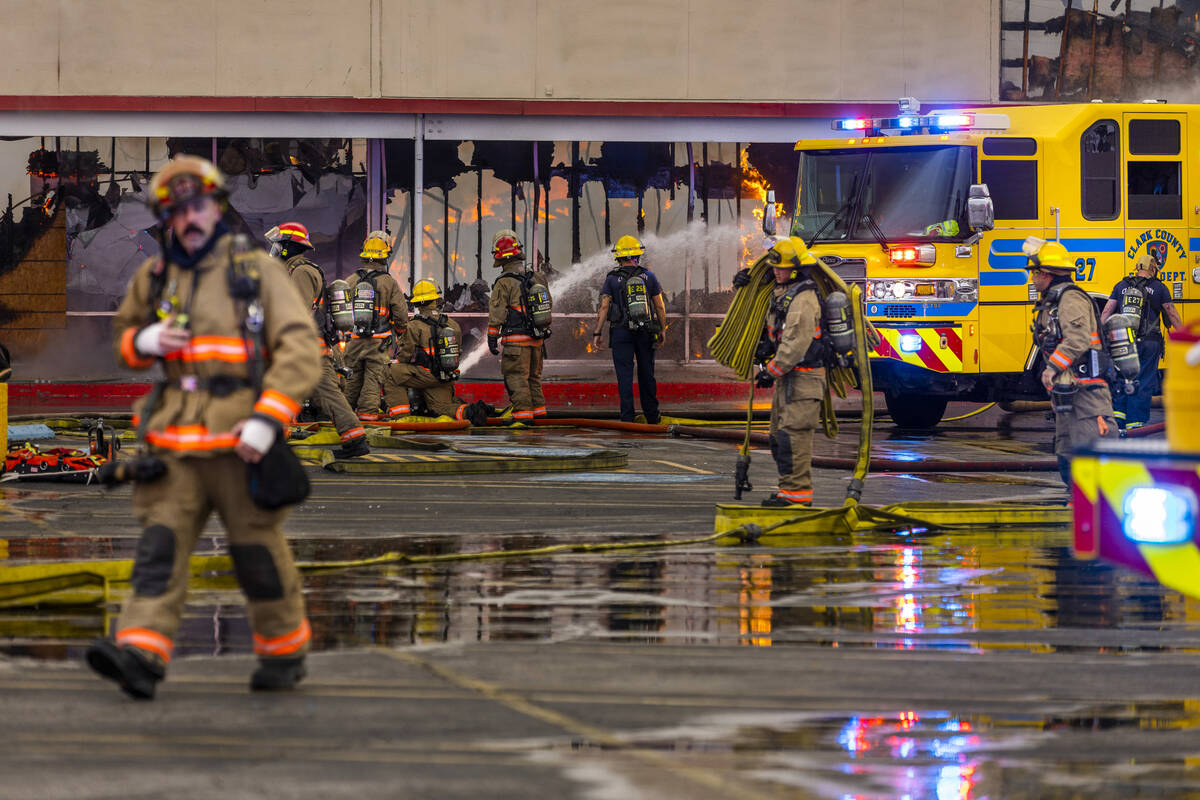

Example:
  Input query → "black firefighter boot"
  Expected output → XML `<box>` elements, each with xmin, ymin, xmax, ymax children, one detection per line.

<box><xmin>86</xmin><ymin>638</ymin><xmax>164</xmax><ymax>700</ymax></box>
<box><xmin>250</xmin><ymin>656</ymin><xmax>307</xmax><ymax>691</ymax></box>
<box><xmin>334</xmin><ymin>434</ymin><xmax>370</xmax><ymax>459</ymax></box>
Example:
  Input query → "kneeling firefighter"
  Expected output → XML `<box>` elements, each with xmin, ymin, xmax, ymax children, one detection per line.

<box><xmin>266</xmin><ymin>222</ymin><xmax>368</xmax><ymax>458</ymax></box>
<box><xmin>1026</xmin><ymin>238</ymin><xmax>1120</xmax><ymax>484</ymax></box>
<box><xmin>747</xmin><ymin>238</ymin><xmax>828</xmax><ymax>507</ymax></box>
<box><xmin>87</xmin><ymin>156</ymin><xmax>321</xmax><ymax>699</ymax></box>
<box><xmin>382</xmin><ymin>278</ymin><xmax>492</xmax><ymax>425</ymax></box>
<box><xmin>343</xmin><ymin>231</ymin><xmax>409</xmax><ymax>420</ymax></box>
<box><xmin>486</xmin><ymin>229</ymin><xmax>552</xmax><ymax>424</ymax></box>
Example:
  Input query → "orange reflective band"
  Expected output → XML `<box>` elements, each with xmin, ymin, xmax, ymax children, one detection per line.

<box><xmin>120</xmin><ymin>327</ymin><xmax>156</xmax><ymax>369</ymax></box>
<box><xmin>514</xmin><ymin>410</ymin><xmax>535</xmax><ymax>420</ymax></box>
<box><xmin>767</xmin><ymin>360</ymin><xmax>786</xmax><ymax>377</ymax></box>
<box><xmin>358</xmin><ymin>412</ymin><xmax>382</xmax><ymax>421</ymax></box>
<box><xmin>371</xmin><ymin>331</ymin><xmax>392</xmax><ymax>339</ymax></box>
<box><xmin>1049</xmin><ymin>349</ymin><xmax>1071</xmax><ymax>371</ymax></box>
<box><xmin>340</xmin><ymin>426</ymin><xmax>366</xmax><ymax>442</ymax></box>
<box><xmin>487</xmin><ymin>326</ymin><xmax>500</xmax><ymax>336</ymax></box>
<box><xmin>253</xmin><ymin>619</ymin><xmax>311</xmax><ymax>656</ymax></box>
<box><xmin>502</xmin><ymin>335</ymin><xmax>539</xmax><ymax>345</ymax></box>
<box><xmin>146</xmin><ymin>425</ymin><xmax>239</xmax><ymax>452</ymax></box>
<box><xmin>254</xmin><ymin>390</ymin><xmax>301</xmax><ymax>425</ymax></box>
<box><xmin>454</xmin><ymin>405</ymin><xmax>467</xmax><ymax>420</ymax></box>
<box><xmin>777</xmin><ymin>490</ymin><xmax>813</xmax><ymax>501</ymax></box>
<box><xmin>165</xmin><ymin>336</ymin><xmax>250</xmax><ymax>364</ymax></box>
<box><xmin>116</xmin><ymin>627</ymin><xmax>174</xmax><ymax>663</ymax></box>
<box><xmin>386</xmin><ymin>405</ymin><xmax>410</xmax><ymax>416</ymax></box>
<box><xmin>1089</xmin><ymin>333</ymin><xmax>1102</xmax><ymax>346</ymax></box>
<box><xmin>532</xmin><ymin>406</ymin><xmax>547</xmax><ymax>416</ymax></box>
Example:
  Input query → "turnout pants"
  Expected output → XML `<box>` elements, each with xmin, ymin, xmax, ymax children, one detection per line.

<box><xmin>1113</xmin><ymin>338</ymin><xmax>1162</xmax><ymax>428</ymax></box>
<box><xmin>312</xmin><ymin>355</ymin><xmax>366</xmax><ymax>442</ymax></box>
<box><xmin>344</xmin><ymin>337</ymin><xmax>389</xmax><ymax>418</ymax></box>
<box><xmin>609</xmin><ymin>326</ymin><xmax>660</xmax><ymax>422</ymax></box>
<box><xmin>1054</xmin><ymin>384</ymin><xmax>1119</xmax><ymax>484</ymax></box>
<box><xmin>502</xmin><ymin>343</ymin><xmax>546</xmax><ymax>421</ymax></box>
<box><xmin>769</xmin><ymin>373</ymin><xmax>823</xmax><ymax>505</ymax></box>
<box><xmin>115</xmin><ymin>453</ymin><xmax>310</xmax><ymax>669</ymax></box>
<box><xmin>383</xmin><ymin>364</ymin><xmax>465</xmax><ymax>419</ymax></box>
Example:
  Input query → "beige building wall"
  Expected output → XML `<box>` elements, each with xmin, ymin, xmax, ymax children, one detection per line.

<box><xmin>0</xmin><ymin>0</ymin><xmax>999</xmax><ymax>103</ymax></box>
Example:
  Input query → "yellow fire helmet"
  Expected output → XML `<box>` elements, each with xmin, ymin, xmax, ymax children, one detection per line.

<box><xmin>1022</xmin><ymin>237</ymin><xmax>1074</xmax><ymax>272</ymax></box>
<box><xmin>410</xmin><ymin>278</ymin><xmax>442</xmax><ymax>305</ymax></box>
<box><xmin>612</xmin><ymin>234</ymin><xmax>645</xmax><ymax>260</ymax></box>
<box><xmin>492</xmin><ymin>228</ymin><xmax>523</xmax><ymax>261</ymax></box>
<box><xmin>147</xmin><ymin>155</ymin><xmax>226</xmax><ymax>220</ymax></box>
<box><xmin>767</xmin><ymin>236</ymin><xmax>819</xmax><ymax>269</ymax></box>
<box><xmin>360</xmin><ymin>230</ymin><xmax>392</xmax><ymax>261</ymax></box>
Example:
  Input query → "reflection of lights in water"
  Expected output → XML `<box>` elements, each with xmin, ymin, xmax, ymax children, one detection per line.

<box><xmin>738</xmin><ymin>561</ymin><xmax>773</xmax><ymax>647</ymax></box>
<box><xmin>838</xmin><ymin>712</ymin><xmax>979</xmax><ymax>800</ymax></box>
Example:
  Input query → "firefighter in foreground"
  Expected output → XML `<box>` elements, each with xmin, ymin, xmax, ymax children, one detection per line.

<box><xmin>382</xmin><ymin>278</ymin><xmax>491</xmax><ymax>425</ymax></box>
<box><xmin>343</xmin><ymin>231</ymin><xmax>408</xmax><ymax>420</ymax></box>
<box><xmin>487</xmin><ymin>229</ymin><xmax>552</xmax><ymax>424</ymax></box>
<box><xmin>744</xmin><ymin>238</ymin><xmax>826</xmax><ymax>507</ymax></box>
<box><xmin>266</xmin><ymin>222</ymin><xmax>369</xmax><ymax>458</ymax></box>
<box><xmin>1100</xmin><ymin>251</ymin><xmax>1184</xmax><ymax>432</ymax></box>
<box><xmin>592</xmin><ymin>234</ymin><xmax>667</xmax><ymax>423</ymax></box>
<box><xmin>87</xmin><ymin>156</ymin><xmax>320</xmax><ymax>699</ymax></box>
<box><xmin>1026</xmin><ymin>238</ymin><xmax>1119</xmax><ymax>484</ymax></box>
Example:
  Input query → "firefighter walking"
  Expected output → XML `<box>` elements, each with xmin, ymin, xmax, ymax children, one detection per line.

<box><xmin>382</xmin><ymin>278</ymin><xmax>490</xmax><ymax>425</ymax></box>
<box><xmin>487</xmin><ymin>229</ymin><xmax>552</xmax><ymax>424</ymax></box>
<box><xmin>343</xmin><ymin>231</ymin><xmax>408</xmax><ymax>421</ymax></box>
<box><xmin>266</xmin><ymin>222</ymin><xmax>369</xmax><ymax>458</ymax></box>
<box><xmin>1027</xmin><ymin>239</ymin><xmax>1119</xmax><ymax>484</ymax></box>
<box><xmin>1100</xmin><ymin>252</ymin><xmax>1184</xmax><ymax>431</ymax></box>
<box><xmin>592</xmin><ymin>235</ymin><xmax>667</xmax><ymax>423</ymax></box>
<box><xmin>749</xmin><ymin>238</ymin><xmax>826</xmax><ymax>507</ymax></box>
<box><xmin>86</xmin><ymin>156</ymin><xmax>320</xmax><ymax>699</ymax></box>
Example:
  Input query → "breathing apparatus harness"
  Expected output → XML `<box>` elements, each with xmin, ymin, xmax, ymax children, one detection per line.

<box><xmin>494</xmin><ymin>267</ymin><xmax>552</xmax><ymax>339</ymax></box>
<box><xmin>606</xmin><ymin>263</ymin><xmax>656</xmax><ymax>332</ymax></box>
<box><xmin>351</xmin><ymin>267</ymin><xmax>387</xmax><ymax>338</ymax></box>
<box><xmin>286</xmin><ymin>254</ymin><xmax>337</xmax><ymax>347</ymax></box>
<box><xmin>412</xmin><ymin>310</ymin><xmax>461</xmax><ymax>383</ymax></box>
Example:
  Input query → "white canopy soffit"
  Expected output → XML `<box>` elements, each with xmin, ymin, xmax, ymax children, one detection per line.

<box><xmin>0</xmin><ymin>112</ymin><xmax>831</xmax><ymax>143</ymax></box>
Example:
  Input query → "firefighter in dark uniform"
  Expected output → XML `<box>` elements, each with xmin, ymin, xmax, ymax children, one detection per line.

<box><xmin>382</xmin><ymin>278</ymin><xmax>490</xmax><ymax>425</ymax></box>
<box><xmin>86</xmin><ymin>156</ymin><xmax>320</xmax><ymax>698</ymax></box>
<box><xmin>1101</xmin><ymin>252</ymin><xmax>1184</xmax><ymax>431</ymax></box>
<box><xmin>343</xmin><ymin>231</ymin><xmax>408</xmax><ymax>421</ymax></box>
<box><xmin>487</xmin><ymin>229</ymin><xmax>552</xmax><ymax>424</ymax></box>
<box><xmin>266</xmin><ymin>222</ymin><xmax>368</xmax><ymax>458</ymax></box>
<box><xmin>753</xmin><ymin>238</ymin><xmax>826</xmax><ymax>507</ymax></box>
<box><xmin>1027</xmin><ymin>239</ymin><xmax>1119</xmax><ymax>484</ymax></box>
<box><xmin>592</xmin><ymin>235</ymin><xmax>668</xmax><ymax>423</ymax></box>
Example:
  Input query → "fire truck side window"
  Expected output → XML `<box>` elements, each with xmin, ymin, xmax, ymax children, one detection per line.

<box><xmin>1081</xmin><ymin>120</ymin><xmax>1119</xmax><ymax>221</ymax></box>
<box><xmin>980</xmin><ymin>160</ymin><xmax>1037</xmax><ymax>220</ymax></box>
<box><xmin>1127</xmin><ymin>118</ymin><xmax>1182</xmax><ymax>220</ymax></box>
<box><xmin>1128</xmin><ymin>161</ymin><xmax>1181</xmax><ymax>220</ymax></box>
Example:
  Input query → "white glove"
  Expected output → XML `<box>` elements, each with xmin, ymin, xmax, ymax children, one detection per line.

<box><xmin>134</xmin><ymin>320</ymin><xmax>190</xmax><ymax>356</ymax></box>
<box><xmin>1187</xmin><ymin>341</ymin><xmax>1200</xmax><ymax>368</ymax></box>
<box><xmin>238</xmin><ymin>417</ymin><xmax>277</xmax><ymax>456</ymax></box>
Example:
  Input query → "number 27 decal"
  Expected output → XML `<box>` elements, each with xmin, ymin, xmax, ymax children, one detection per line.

<box><xmin>1074</xmin><ymin>257</ymin><xmax>1096</xmax><ymax>281</ymax></box>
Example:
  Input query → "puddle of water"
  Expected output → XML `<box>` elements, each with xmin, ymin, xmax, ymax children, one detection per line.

<box><xmin>4</xmin><ymin>530</ymin><xmax>1199</xmax><ymax>663</ymax></box>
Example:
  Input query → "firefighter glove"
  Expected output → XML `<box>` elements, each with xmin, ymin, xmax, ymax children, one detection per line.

<box><xmin>754</xmin><ymin>369</ymin><xmax>775</xmax><ymax>389</ymax></box>
<box><xmin>487</xmin><ymin>334</ymin><xmax>500</xmax><ymax>355</ymax></box>
<box><xmin>732</xmin><ymin>268</ymin><xmax>752</xmax><ymax>288</ymax></box>
<box><xmin>134</xmin><ymin>320</ymin><xmax>190</xmax><ymax>357</ymax></box>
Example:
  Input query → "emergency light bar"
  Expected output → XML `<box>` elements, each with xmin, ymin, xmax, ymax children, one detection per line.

<box><xmin>832</xmin><ymin>113</ymin><xmax>1010</xmax><ymax>135</ymax></box>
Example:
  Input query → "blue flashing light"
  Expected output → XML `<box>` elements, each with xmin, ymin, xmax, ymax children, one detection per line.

<box><xmin>898</xmin><ymin>116</ymin><xmax>918</xmax><ymax>129</ymax></box>
<box><xmin>899</xmin><ymin>333</ymin><xmax>923</xmax><ymax>352</ymax></box>
<box><xmin>1122</xmin><ymin>487</ymin><xmax>1197</xmax><ymax>545</ymax></box>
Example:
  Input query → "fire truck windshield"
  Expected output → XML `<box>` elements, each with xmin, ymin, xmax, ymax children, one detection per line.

<box><xmin>791</xmin><ymin>145</ymin><xmax>975</xmax><ymax>243</ymax></box>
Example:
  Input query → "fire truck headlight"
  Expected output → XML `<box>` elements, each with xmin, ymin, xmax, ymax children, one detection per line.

<box><xmin>1122</xmin><ymin>487</ymin><xmax>1197</xmax><ymax>545</ymax></box>
<box><xmin>899</xmin><ymin>334</ymin><xmax>923</xmax><ymax>352</ymax></box>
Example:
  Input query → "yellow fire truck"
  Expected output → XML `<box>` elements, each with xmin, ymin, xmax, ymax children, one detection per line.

<box><xmin>791</xmin><ymin>99</ymin><xmax>1197</xmax><ymax>427</ymax></box>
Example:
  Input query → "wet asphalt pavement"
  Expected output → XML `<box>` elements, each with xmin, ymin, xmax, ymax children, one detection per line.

<box><xmin>2</xmin><ymin>406</ymin><xmax>1197</xmax><ymax>799</ymax></box>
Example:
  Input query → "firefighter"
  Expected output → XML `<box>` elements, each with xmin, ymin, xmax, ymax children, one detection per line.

<box><xmin>592</xmin><ymin>234</ymin><xmax>667</xmax><ymax>423</ymax></box>
<box><xmin>752</xmin><ymin>238</ymin><xmax>826</xmax><ymax>507</ymax></box>
<box><xmin>486</xmin><ymin>229</ymin><xmax>552</xmax><ymax>424</ymax></box>
<box><xmin>382</xmin><ymin>278</ymin><xmax>491</xmax><ymax>425</ymax></box>
<box><xmin>1027</xmin><ymin>239</ymin><xmax>1119</xmax><ymax>484</ymax></box>
<box><xmin>1100</xmin><ymin>252</ymin><xmax>1184</xmax><ymax>431</ymax></box>
<box><xmin>343</xmin><ymin>231</ymin><xmax>408</xmax><ymax>421</ymax></box>
<box><xmin>266</xmin><ymin>222</ymin><xmax>368</xmax><ymax>458</ymax></box>
<box><xmin>86</xmin><ymin>156</ymin><xmax>320</xmax><ymax>699</ymax></box>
